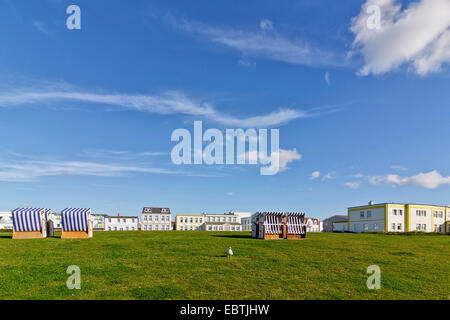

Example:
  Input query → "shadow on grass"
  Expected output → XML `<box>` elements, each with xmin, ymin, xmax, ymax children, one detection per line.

<box><xmin>210</xmin><ymin>235</ymin><xmax>252</xmax><ymax>239</ymax></box>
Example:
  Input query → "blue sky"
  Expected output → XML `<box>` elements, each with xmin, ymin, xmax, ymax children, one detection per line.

<box><xmin>1</xmin><ymin>0</ymin><xmax>450</xmax><ymax>219</ymax></box>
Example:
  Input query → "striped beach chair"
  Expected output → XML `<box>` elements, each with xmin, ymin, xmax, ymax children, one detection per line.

<box><xmin>61</xmin><ymin>208</ymin><xmax>93</xmax><ymax>239</ymax></box>
<box><xmin>252</xmin><ymin>211</ymin><xmax>307</xmax><ymax>240</ymax></box>
<box><xmin>12</xmin><ymin>208</ymin><xmax>48</xmax><ymax>239</ymax></box>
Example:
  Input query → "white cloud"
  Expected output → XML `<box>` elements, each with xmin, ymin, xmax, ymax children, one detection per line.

<box><xmin>32</xmin><ymin>21</ymin><xmax>49</xmax><ymax>34</ymax></box>
<box><xmin>309</xmin><ymin>171</ymin><xmax>321</xmax><ymax>180</ymax></box>
<box><xmin>0</xmin><ymin>84</ymin><xmax>315</xmax><ymax>128</ymax></box>
<box><xmin>0</xmin><ymin>160</ymin><xmax>185</xmax><ymax>182</ymax></box>
<box><xmin>259</xmin><ymin>19</ymin><xmax>274</xmax><ymax>31</ymax></box>
<box><xmin>322</xmin><ymin>172</ymin><xmax>335</xmax><ymax>181</ymax></box>
<box><xmin>350</xmin><ymin>0</ymin><xmax>450</xmax><ymax>75</ymax></box>
<box><xmin>368</xmin><ymin>170</ymin><xmax>450</xmax><ymax>189</ymax></box>
<box><xmin>391</xmin><ymin>164</ymin><xmax>408</xmax><ymax>171</ymax></box>
<box><xmin>278</xmin><ymin>148</ymin><xmax>302</xmax><ymax>172</ymax></box>
<box><xmin>344</xmin><ymin>181</ymin><xmax>362</xmax><ymax>189</ymax></box>
<box><xmin>178</xmin><ymin>19</ymin><xmax>346</xmax><ymax>67</ymax></box>
<box><xmin>324</xmin><ymin>72</ymin><xmax>330</xmax><ymax>86</ymax></box>
<box><xmin>245</xmin><ymin>148</ymin><xmax>302</xmax><ymax>172</ymax></box>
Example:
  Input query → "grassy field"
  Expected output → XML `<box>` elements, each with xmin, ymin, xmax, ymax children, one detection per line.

<box><xmin>0</xmin><ymin>231</ymin><xmax>448</xmax><ymax>300</ymax></box>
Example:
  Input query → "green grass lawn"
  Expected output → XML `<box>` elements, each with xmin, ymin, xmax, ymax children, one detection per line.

<box><xmin>0</xmin><ymin>231</ymin><xmax>448</xmax><ymax>300</ymax></box>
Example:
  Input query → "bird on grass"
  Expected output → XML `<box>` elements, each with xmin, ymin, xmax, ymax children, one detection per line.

<box><xmin>226</xmin><ymin>247</ymin><xmax>233</xmax><ymax>259</ymax></box>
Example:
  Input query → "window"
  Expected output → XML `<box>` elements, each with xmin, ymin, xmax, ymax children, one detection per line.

<box><xmin>231</xmin><ymin>226</ymin><xmax>235</xmax><ymax>231</ymax></box>
<box><xmin>397</xmin><ymin>224</ymin><xmax>402</xmax><ymax>231</ymax></box>
<box><xmin>236</xmin><ymin>227</ymin><xmax>240</xmax><ymax>231</ymax></box>
<box><xmin>114</xmin><ymin>227</ymin><xmax>117</xmax><ymax>231</ymax></box>
<box><xmin>223</xmin><ymin>217</ymin><xmax>226</xmax><ymax>222</ymax></box>
<box><xmin>108</xmin><ymin>227</ymin><xmax>111</xmax><ymax>231</ymax></box>
<box><xmin>399</xmin><ymin>210</ymin><xmax>403</xmax><ymax>216</ymax></box>
<box><xmin>354</xmin><ymin>225</ymin><xmax>358</xmax><ymax>232</ymax></box>
<box><xmin>144</xmin><ymin>216</ymin><xmax>147</xmax><ymax>221</ymax></box>
<box><xmin>360</xmin><ymin>212</ymin><xmax>364</xmax><ymax>218</ymax></box>
<box><xmin>155</xmin><ymin>225</ymin><xmax>158</xmax><ymax>231</ymax></box>
<box><xmin>208</xmin><ymin>226</ymin><xmax>212</xmax><ymax>231</ymax></box>
<box><xmin>391</xmin><ymin>223</ymin><xmax>396</xmax><ymax>231</ymax></box>
<box><xmin>132</xmin><ymin>219</ymin><xmax>135</xmax><ymax>223</ymax></box>
<box><xmin>148</xmin><ymin>216</ymin><xmax>152</xmax><ymax>221</ymax></box>
<box><xmin>123</xmin><ymin>219</ymin><xmax>126</xmax><ymax>223</ymax></box>
<box><xmin>393</xmin><ymin>209</ymin><xmax>397</xmax><ymax>216</ymax></box>
<box><xmin>195</xmin><ymin>218</ymin><xmax>198</xmax><ymax>223</ymax></box>
<box><xmin>363</xmin><ymin>224</ymin><xmax>368</xmax><ymax>231</ymax></box>
<box><xmin>149</xmin><ymin>225</ymin><xmax>152</xmax><ymax>230</ymax></box>
<box><xmin>120</xmin><ymin>228</ymin><xmax>123</xmax><ymax>231</ymax></box>
<box><xmin>233</xmin><ymin>217</ymin><xmax>237</xmax><ymax>222</ymax></box>
<box><xmin>155</xmin><ymin>216</ymin><xmax>159</xmax><ymax>221</ymax></box>
<box><xmin>228</xmin><ymin>217</ymin><xmax>232</xmax><ymax>222</ymax></box>
<box><xmin>108</xmin><ymin>218</ymin><xmax>111</xmax><ymax>223</ymax></box>
<box><xmin>126</xmin><ymin>227</ymin><xmax>129</xmax><ymax>231</ymax></box>
<box><xmin>374</xmin><ymin>224</ymin><xmax>378</xmax><ymax>230</ymax></box>
<box><xmin>199</xmin><ymin>218</ymin><xmax>202</xmax><ymax>223</ymax></box>
<box><xmin>367</xmin><ymin>211</ymin><xmax>372</xmax><ymax>218</ymax></box>
<box><xmin>117</xmin><ymin>218</ymin><xmax>120</xmax><ymax>223</ymax></box>
<box><xmin>190</xmin><ymin>218</ymin><xmax>193</xmax><ymax>223</ymax></box>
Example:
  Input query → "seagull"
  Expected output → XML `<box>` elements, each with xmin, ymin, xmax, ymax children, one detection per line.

<box><xmin>227</xmin><ymin>247</ymin><xmax>233</xmax><ymax>259</ymax></box>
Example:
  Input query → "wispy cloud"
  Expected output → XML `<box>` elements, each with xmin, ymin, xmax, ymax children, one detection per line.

<box><xmin>350</xmin><ymin>0</ymin><xmax>450</xmax><ymax>75</ymax></box>
<box><xmin>309</xmin><ymin>171</ymin><xmax>321</xmax><ymax>180</ymax></box>
<box><xmin>0</xmin><ymin>160</ymin><xmax>185</xmax><ymax>182</ymax></box>
<box><xmin>367</xmin><ymin>170</ymin><xmax>450</xmax><ymax>189</ymax></box>
<box><xmin>174</xmin><ymin>17</ymin><xmax>347</xmax><ymax>68</ymax></box>
<box><xmin>324</xmin><ymin>72</ymin><xmax>331</xmax><ymax>86</ymax></box>
<box><xmin>391</xmin><ymin>165</ymin><xmax>408</xmax><ymax>171</ymax></box>
<box><xmin>344</xmin><ymin>181</ymin><xmax>362</xmax><ymax>189</ymax></box>
<box><xmin>32</xmin><ymin>21</ymin><xmax>50</xmax><ymax>34</ymax></box>
<box><xmin>0</xmin><ymin>82</ymin><xmax>325</xmax><ymax>128</ymax></box>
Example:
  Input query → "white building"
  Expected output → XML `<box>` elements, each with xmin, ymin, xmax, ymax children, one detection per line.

<box><xmin>348</xmin><ymin>201</ymin><xmax>450</xmax><ymax>233</ymax></box>
<box><xmin>175</xmin><ymin>211</ymin><xmax>250</xmax><ymax>231</ymax></box>
<box><xmin>305</xmin><ymin>218</ymin><xmax>321</xmax><ymax>232</ymax></box>
<box><xmin>0</xmin><ymin>212</ymin><xmax>13</xmax><ymax>230</ymax></box>
<box><xmin>141</xmin><ymin>207</ymin><xmax>171</xmax><ymax>231</ymax></box>
<box><xmin>175</xmin><ymin>214</ymin><xmax>204</xmax><ymax>231</ymax></box>
<box><xmin>241</xmin><ymin>216</ymin><xmax>252</xmax><ymax>231</ymax></box>
<box><xmin>105</xmin><ymin>214</ymin><xmax>138</xmax><ymax>231</ymax></box>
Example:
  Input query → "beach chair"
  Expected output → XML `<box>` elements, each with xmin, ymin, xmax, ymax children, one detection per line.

<box><xmin>61</xmin><ymin>208</ymin><xmax>93</xmax><ymax>239</ymax></box>
<box><xmin>12</xmin><ymin>208</ymin><xmax>48</xmax><ymax>239</ymax></box>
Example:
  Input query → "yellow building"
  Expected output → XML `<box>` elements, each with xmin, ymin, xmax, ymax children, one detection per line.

<box><xmin>348</xmin><ymin>201</ymin><xmax>450</xmax><ymax>233</ymax></box>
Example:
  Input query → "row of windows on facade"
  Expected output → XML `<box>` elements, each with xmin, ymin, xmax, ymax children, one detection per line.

<box><xmin>360</xmin><ymin>209</ymin><xmax>404</xmax><ymax>218</ymax></box>
<box><xmin>108</xmin><ymin>218</ymin><xmax>137</xmax><ymax>223</ymax></box>
<box><xmin>108</xmin><ymin>226</ymin><xmax>136</xmax><ymax>231</ymax></box>
<box><xmin>142</xmin><ymin>215</ymin><xmax>170</xmax><ymax>222</ymax></box>
<box><xmin>142</xmin><ymin>225</ymin><xmax>171</xmax><ymax>230</ymax></box>
<box><xmin>179</xmin><ymin>225</ymin><xmax>241</xmax><ymax>231</ymax></box>
<box><xmin>178</xmin><ymin>216</ymin><xmax>237</xmax><ymax>223</ymax></box>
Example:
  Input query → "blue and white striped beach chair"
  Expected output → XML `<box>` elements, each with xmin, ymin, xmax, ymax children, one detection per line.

<box><xmin>12</xmin><ymin>208</ymin><xmax>48</xmax><ymax>239</ymax></box>
<box><xmin>61</xmin><ymin>208</ymin><xmax>93</xmax><ymax>239</ymax></box>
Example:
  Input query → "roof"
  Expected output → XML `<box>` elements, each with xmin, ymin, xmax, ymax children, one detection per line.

<box><xmin>142</xmin><ymin>207</ymin><xmax>171</xmax><ymax>214</ymax></box>
<box><xmin>204</xmin><ymin>222</ymin><xmax>242</xmax><ymax>225</ymax></box>
<box><xmin>348</xmin><ymin>203</ymin><xmax>450</xmax><ymax>209</ymax></box>
<box><xmin>106</xmin><ymin>215</ymin><xmax>138</xmax><ymax>219</ymax></box>
<box><xmin>323</xmin><ymin>215</ymin><xmax>348</xmax><ymax>222</ymax></box>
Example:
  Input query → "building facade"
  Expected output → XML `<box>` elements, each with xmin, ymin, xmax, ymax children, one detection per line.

<box><xmin>105</xmin><ymin>214</ymin><xmax>138</xmax><ymax>231</ymax></box>
<box><xmin>348</xmin><ymin>202</ymin><xmax>450</xmax><ymax>233</ymax></box>
<box><xmin>141</xmin><ymin>207</ymin><xmax>171</xmax><ymax>231</ymax></box>
<box><xmin>241</xmin><ymin>216</ymin><xmax>252</xmax><ymax>231</ymax></box>
<box><xmin>175</xmin><ymin>211</ymin><xmax>249</xmax><ymax>231</ymax></box>
<box><xmin>305</xmin><ymin>217</ymin><xmax>321</xmax><ymax>232</ymax></box>
<box><xmin>322</xmin><ymin>215</ymin><xmax>348</xmax><ymax>232</ymax></box>
<box><xmin>0</xmin><ymin>212</ymin><xmax>13</xmax><ymax>230</ymax></box>
<box><xmin>92</xmin><ymin>214</ymin><xmax>106</xmax><ymax>231</ymax></box>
